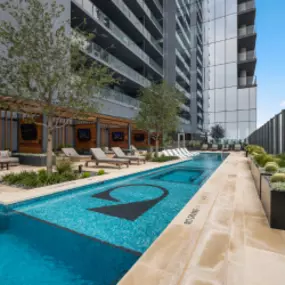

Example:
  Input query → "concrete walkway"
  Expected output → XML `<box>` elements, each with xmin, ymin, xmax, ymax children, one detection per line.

<box><xmin>119</xmin><ymin>153</ymin><xmax>285</xmax><ymax>285</ymax></box>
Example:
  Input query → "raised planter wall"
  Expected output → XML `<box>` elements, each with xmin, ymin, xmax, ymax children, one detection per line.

<box><xmin>16</xmin><ymin>155</ymin><xmax>56</xmax><ymax>166</ymax></box>
<box><xmin>249</xmin><ymin>157</ymin><xmax>261</xmax><ymax>194</ymax></box>
<box><xmin>249</xmin><ymin>156</ymin><xmax>285</xmax><ymax>230</ymax></box>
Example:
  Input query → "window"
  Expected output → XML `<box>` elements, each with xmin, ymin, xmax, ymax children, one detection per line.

<box><xmin>226</xmin><ymin>38</ymin><xmax>237</xmax><ymax>63</ymax></box>
<box><xmin>226</xmin><ymin>14</ymin><xmax>237</xmax><ymax>39</ymax></box>
<box><xmin>215</xmin><ymin>89</ymin><xmax>226</xmax><ymax>112</ymax></box>
<box><xmin>215</xmin><ymin>65</ymin><xmax>225</xmax><ymax>88</ymax></box>
<box><xmin>215</xmin><ymin>41</ymin><xmax>225</xmax><ymax>65</ymax></box>
<box><xmin>215</xmin><ymin>17</ymin><xmax>225</xmax><ymax>42</ymax></box>
<box><xmin>226</xmin><ymin>87</ymin><xmax>237</xmax><ymax>110</ymax></box>
<box><xmin>226</xmin><ymin>63</ymin><xmax>237</xmax><ymax>87</ymax></box>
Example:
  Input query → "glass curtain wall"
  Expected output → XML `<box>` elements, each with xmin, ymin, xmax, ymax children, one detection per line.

<box><xmin>202</xmin><ymin>0</ymin><xmax>256</xmax><ymax>141</ymax></box>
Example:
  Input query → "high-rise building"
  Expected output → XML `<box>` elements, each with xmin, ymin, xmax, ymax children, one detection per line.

<box><xmin>203</xmin><ymin>0</ymin><xmax>257</xmax><ymax>141</ymax></box>
<box><xmin>0</xmin><ymin>0</ymin><xmax>257</xmax><ymax>150</ymax></box>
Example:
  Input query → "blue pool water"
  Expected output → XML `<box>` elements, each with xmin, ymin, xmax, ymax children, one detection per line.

<box><xmin>0</xmin><ymin>153</ymin><xmax>228</xmax><ymax>285</ymax></box>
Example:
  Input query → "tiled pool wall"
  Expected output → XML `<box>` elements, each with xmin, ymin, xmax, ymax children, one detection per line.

<box><xmin>1</xmin><ymin>209</ymin><xmax>139</xmax><ymax>285</ymax></box>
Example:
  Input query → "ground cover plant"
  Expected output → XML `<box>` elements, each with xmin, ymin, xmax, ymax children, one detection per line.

<box><xmin>1</xmin><ymin>160</ymin><xmax>104</xmax><ymax>189</ymax></box>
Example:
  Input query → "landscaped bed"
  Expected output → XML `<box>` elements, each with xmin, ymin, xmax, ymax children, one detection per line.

<box><xmin>0</xmin><ymin>160</ymin><xmax>105</xmax><ymax>189</ymax></box>
<box><xmin>246</xmin><ymin>145</ymin><xmax>285</xmax><ymax>229</ymax></box>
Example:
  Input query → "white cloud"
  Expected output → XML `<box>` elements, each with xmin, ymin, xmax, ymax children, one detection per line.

<box><xmin>281</xmin><ymin>101</ymin><xmax>285</xmax><ymax>108</ymax></box>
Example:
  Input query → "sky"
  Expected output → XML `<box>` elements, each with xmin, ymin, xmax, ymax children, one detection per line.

<box><xmin>256</xmin><ymin>0</ymin><xmax>285</xmax><ymax>127</ymax></box>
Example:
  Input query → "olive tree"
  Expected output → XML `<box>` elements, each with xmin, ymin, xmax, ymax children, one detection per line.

<box><xmin>136</xmin><ymin>82</ymin><xmax>184</xmax><ymax>156</ymax></box>
<box><xmin>0</xmin><ymin>0</ymin><xmax>116</xmax><ymax>173</ymax></box>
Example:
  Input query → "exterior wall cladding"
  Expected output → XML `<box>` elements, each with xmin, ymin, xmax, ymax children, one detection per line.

<box><xmin>0</xmin><ymin>0</ymin><xmax>257</xmax><ymax>140</ymax></box>
<box><xmin>203</xmin><ymin>0</ymin><xmax>257</xmax><ymax>140</ymax></box>
<box><xmin>248</xmin><ymin>110</ymin><xmax>285</xmax><ymax>155</ymax></box>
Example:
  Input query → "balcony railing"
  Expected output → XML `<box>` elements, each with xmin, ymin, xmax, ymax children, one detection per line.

<box><xmin>238</xmin><ymin>50</ymin><xmax>256</xmax><ymax>62</ymax></box>
<box><xmin>238</xmin><ymin>76</ymin><xmax>257</xmax><ymax>87</ymax></box>
<box><xmin>238</xmin><ymin>1</ymin><xmax>255</xmax><ymax>13</ymax></box>
<box><xmin>152</xmin><ymin>0</ymin><xmax>163</xmax><ymax>14</ymax></box>
<box><xmin>100</xmin><ymin>88</ymin><xmax>140</xmax><ymax>108</ymax></box>
<box><xmin>84</xmin><ymin>40</ymin><xmax>151</xmax><ymax>87</ymax></box>
<box><xmin>136</xmin><ymin>0</ymin><xmax>163</xmax><ymax>33</ymax></box>
<box><xmin>238</xmin><ymin>25</ymin><xmax>255</xmax><ymax>37</ymax></box>
<box><xmin>73</xmin><ymin>0</ymin><xmax>163</xmax><ymax>75</ymax></box>
<box><xmin>175</xmin><ymin>83</ymin><xmax>191</xmax><ymax>99</ymax></box>
<box><xmin>111</xmin><ymin>0</ymin><xmax>163</xmax><ymax>53</ymax></box>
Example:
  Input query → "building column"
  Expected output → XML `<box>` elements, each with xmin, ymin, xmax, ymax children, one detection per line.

<box><xmin>96</xmin><ymin>118</ymin><xmax>101</xmax><ymax>148</ymax></box>
<box><xmin>128</xmin><ymin>123</ymin><xmax>132</xmax><ymax>149</ymax></box>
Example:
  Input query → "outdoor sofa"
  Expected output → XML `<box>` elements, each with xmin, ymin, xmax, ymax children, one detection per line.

<box><xmin>0</xmin><ymin>150</ymin><xmax>19</xmax><ymax>170</ymax></box>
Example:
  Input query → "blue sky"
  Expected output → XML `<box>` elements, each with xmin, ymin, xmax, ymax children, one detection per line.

<box><xmin>256</xmin><ymin>0</ymin><xmax>285</xmax><ymax>127</ymax></box>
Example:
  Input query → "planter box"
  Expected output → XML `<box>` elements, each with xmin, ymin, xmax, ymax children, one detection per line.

<box><xmin>249</xmin><ymin>157</ymin><xmax>261</xmax><ymax>195</ymax></box>
<box><xmin>15</xmin><ymin>154</ymin><xmax>56</xmax><ymax>166</ymax></box>
<box><xmin>260</xmin><ymin>176</ymin><xmax>285</xmax><ymax>230</ymax></box>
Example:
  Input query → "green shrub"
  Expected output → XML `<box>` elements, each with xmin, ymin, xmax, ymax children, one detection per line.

<box><xmin>246</xmin><ymin>145</ymin><xmax>265</xmax><ymax>155</ymax></box>
<box><xmin>274</xmin><ymin>158</ymin><xmax>285</xmax><ymax>168</ymax></box>
<box><xmin>145</xmin><ymin>152</ymin><xmax>153</xmax><ymax>161</ymax></box>
<box><xmin>271</xmin><ymin>182</ymin><xmax>285</xmax><ymax>191</ymax></box>
<box><xmin>56</xmin><ymin>159</ymin><xmax>73</xmax><ymax>174</ymax></box>
<box><xmin>271</xmin><ymin>173</ymin><xmax>285</xmax><ymax>183</ymax></box>
<box><xmin>264</xmin><ymin>162</ymin><xmax>279</xmax><ymax>173</ymax></box>
<box><xmin>81</xmin><ymin>172</ymin><xmax>91</xmax><ymax>179</ymax></box>
<box><xmin>97</xmin><ymin>169</ymin><xmax>105</xmax><ymax>176</ymax></box>
<box><xmin>152</xmin><ymin>156</ymin><xmax>179</xmax><ymax>163</ymax></box>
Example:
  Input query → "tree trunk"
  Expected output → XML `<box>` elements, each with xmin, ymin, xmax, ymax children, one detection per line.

<box><xmin>155</xmin><ymin>139</ymin><xmax>159</xmax><ymax>157</ymax></box>
<box><xmin>46</xmin><ymin>116</ymin><xmax>53</xmax><ymax>174</ymax></box>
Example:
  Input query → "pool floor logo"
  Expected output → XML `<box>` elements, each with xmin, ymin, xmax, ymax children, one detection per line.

<box><xmin>89</xmin><ymin>184</ymin><xmax>168</xmax><ymax>221</ymax></box>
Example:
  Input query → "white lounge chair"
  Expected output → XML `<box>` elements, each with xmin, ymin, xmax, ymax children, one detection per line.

<box><xmin>173</xmin><ymin>149</ymin><xmax>187</xmax><ymax>158</ymax></box>
<box><xmin>179</xmin><ymin>148</ymin><xmax>192</xmax><ymax>157</ymax></box>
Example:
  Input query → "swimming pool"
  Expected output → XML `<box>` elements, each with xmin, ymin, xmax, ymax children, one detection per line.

<box><xmin>0</xmin><ymin>153</ymin><xmax>228</xmax><ymax>285</ymax></box>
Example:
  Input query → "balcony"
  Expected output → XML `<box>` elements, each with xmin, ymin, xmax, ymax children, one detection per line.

<box><xmin>238</xmin><ymin>50</ymin><xmax>256</xmax><ymax>76</ymax></box>
<box><xmin>238</xmin><ymin>1</ymin><xmax>256</xmax><ymax>26</ymax></box>
<box><xmin>72</xmin><ymin>0</ymin><xmax>163</xmax><ymax>77</ymax></box>
<box><xmin>145</xmin><ymin>0</ymin><xmax>163</xmax><ymax>17</ymax></box>
<box><xmin>238</xmin><ymin>25</ymin><xmax>256</xmax><ymax>50</ymax></box>
<box><xmin>175</xmin><ymin>83</ymin><xmax>191</xmax><ymax>99</ymax></box>
<box><xmin>92</xmin><ymin>0</ymin><xmax>163</xmax><ymax>56</ymax></box>
<box><xmin>238</xmin><ymin>76</ymin><xmax>257</xmax><ymax>88</ymax></box>
<box><xmin>238</xmin><ymin>50</ymin><xmax>256</xmax><ymax>62</ymax></box>
<box><xmin>84</xmin><ymin>40</ymin><xmax>151</xmax><ymax>88</ymax></box>
<box><xmin>100</xmin><ymin>88</ymin><xmax>140</xmax><ymax>108</ymax></box>
<box><xmin>238</xmin><ymin>0</ymin><xmax>255</xmax><ymax>13</ymax></box>
<box><xmin>123</xmin><ymin>0</ymin><xmax>163</xmax><ymax>37</ymax></box>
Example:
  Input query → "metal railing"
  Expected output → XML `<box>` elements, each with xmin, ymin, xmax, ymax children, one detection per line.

<box><xmin>111</xmin><ymin>0</ymin><xmax>163</xmax><ymax>53</ymax></box>
<box><xmin>238</xmin><ymin>50</ymin><xmax>256</xmax><ymax>62</ymax></box>
<box><xmin>238</xmin><ymin>76</ymin><xmax>257</xmax><ymax>87</ymax></box>
<box><xmin>176</xmin><ymin>66</ymin><xmax>190</xmax><ymax>85</ymax></box>
<box><xmin>152</xmin><ymin>0</ymin><xmax>163</xmax><ymax>13</ymax></box>
<box><xmin>100</xmin><ymin>88</ymin><xmax>140</xmax><ymax>108</ymax></box>
<box><xmin>136</xmin><ymin>0</ymin><xmax>163</xmax><ymax>33</ymax></box>
<box><xmin>84</xmin><ymin>40</ymin><xmax>151</xmax><ymax>87</ymax></box>
<box><xmin>238</xmin><ymin>25</ymin><xmax>255</xmax><ymax>37</ymax></box>
<box><xmin>73</xmin><ymin>0</ymin><xmax>163</xmax><ymax>75</ymax></box>
<box><xmin>238</xmin><ymin>0</ymin><xmax>255</xmax><ymax>13</ymax></box>
<box><xmin>175</xmin><ymin>83</ymin><xmax>191</xmax><ymax>99</ymax></box>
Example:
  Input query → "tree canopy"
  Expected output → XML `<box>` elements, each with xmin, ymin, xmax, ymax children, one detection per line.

<box><xmin>210</xmin><ymin>124</ymin><xmax>225</xmax><ymax>141</ymax></box>
<box><xmin>136</xmin><ymin>81</ymin><xmax>185</xmax><ymax>154</ymax></box>
<box><xmin>0</xmin><ymin>0</ymin><xmax>116</xmax><ymax>172</ymax></box>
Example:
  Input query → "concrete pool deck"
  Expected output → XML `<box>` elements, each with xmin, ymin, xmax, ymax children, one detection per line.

<box><xmin>119</xmin><ymin>152</ymin><xmax>285</xmax><ymax>285</ymax></box>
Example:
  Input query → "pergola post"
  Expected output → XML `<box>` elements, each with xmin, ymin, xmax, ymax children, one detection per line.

<box><xmin>128</xmin><ymin>123</ymin><xmax>132</xmax><ymax>149</ymax></box>
<box><xmin>96</xmin><ymin>118</ymin><xmax>101</xmax><ymax>148</ymax></box>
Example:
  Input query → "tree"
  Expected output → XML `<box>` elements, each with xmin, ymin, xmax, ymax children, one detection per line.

<box><xmin>210</xmin><ymin>124</ymin><xmax>225</xmax><ymax>142</ymax></box>
<box><xmin>135</xmin><ymin>82</ymin><xmax>184</xmax><ymax>156</ymax></box>
<box><xmin>0</xmin><ymin>0</ymin><xmax>116</xmax><ymax>173</ymax></box>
